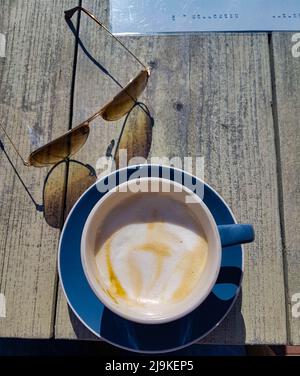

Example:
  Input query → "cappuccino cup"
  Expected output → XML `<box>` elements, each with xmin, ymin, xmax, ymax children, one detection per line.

<box><xmin>81</xmin><ymin>177</ymin><xmax>254</xmax><ymax>324</ymax></box>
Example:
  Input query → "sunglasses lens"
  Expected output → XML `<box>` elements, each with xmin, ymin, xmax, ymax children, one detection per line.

<box><xmin>115</xmin><ymin>103</ymin><xmax>153</xmax><ymax>168</ymax></box>
<box><xmin>28</xmin><ymin>124</ymin><xmax>90</xmax><ymax>167</ymax></box>
<box><xmin>101</xmin><ymin>69</ymin><xmax>150</xmax><ymax>121</ymax></box>
<box><xmin>43</xmin><ymin>160</ymin><xmax>97</xmax><ymax>228</ymax></box>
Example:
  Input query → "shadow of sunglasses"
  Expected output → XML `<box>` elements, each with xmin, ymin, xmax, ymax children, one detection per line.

<box><xmin>106</xmin><ymin>102</ymin><xmax>154</xmax><ymax>169</ymax></box>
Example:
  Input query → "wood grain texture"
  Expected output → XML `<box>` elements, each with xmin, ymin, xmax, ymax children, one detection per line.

<box><xmin>0</xmin><ymin>0</ymin><xmax>77</xmax><ymax>337</ymax></box>
<box><xmin>272</xmin><ymin>32</ymin><xmax>300</xmax><ymax>345</ymax></box>
<box><xmin>55</xmin><ymin>2</ymin><xmax>287</xmax><ymax>344</ymax></box>
<box><xmin>187</xmin><ymin>33</ymin><xmax>286</xmax><ymax>344</ymax></box>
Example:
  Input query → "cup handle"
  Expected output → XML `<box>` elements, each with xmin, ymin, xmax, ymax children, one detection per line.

<box><xmin>217</xmin><ymin>224</ymin><xmax>255</xmax><ymax>248</ymax></box>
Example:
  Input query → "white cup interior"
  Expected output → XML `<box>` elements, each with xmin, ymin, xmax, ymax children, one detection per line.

<box><xmin>81</xmin><ymin>177</ymin><xmax>221</xmax><ymax>324</ymax></box>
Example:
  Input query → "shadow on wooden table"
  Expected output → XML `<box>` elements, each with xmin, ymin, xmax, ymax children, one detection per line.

<box><xmin>200</xmin><ymin>291</ymin><xmax>245</xmax><ymax>344</ymax></box>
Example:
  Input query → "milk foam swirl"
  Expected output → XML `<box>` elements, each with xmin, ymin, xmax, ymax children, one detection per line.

<box><xmin>94</xmin><ymin>194</ymin><xmax>208</xmax><ymax>313</ymax></box>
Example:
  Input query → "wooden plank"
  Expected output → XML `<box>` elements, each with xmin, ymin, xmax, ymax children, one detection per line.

<box><xmin>272</xmin><ymin>32</ymin><xmax>300</xmax><ymax>345</ymax></box>
<box><xmin>185</xmin><ymin>33</ymin><xmax>286</xmax><ymax>345</ymax></box>
<box><xmin>56</xmin><ymin>1</ymin><xmax>286</xmax><ymax>344</ymax></box>
<box><xmin>55</xmin><ymin>0</ymin><xmax>111</xmax><ymax>340</ymax></box>
<box><xmin>0</xmin><ymin>0</ymin><xmax>77</xmax><ymax>338</ymax></box>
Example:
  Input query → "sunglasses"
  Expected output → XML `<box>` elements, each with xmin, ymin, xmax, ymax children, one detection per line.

<box><xmin>1</xmin><ymin>6</ymin><xmax>152</xmax><ymax>168</ymax></box>
<box><xmin>0</xmin><ymin>7</ymin><xmax>154</xmax><ymax>227</ymax></box>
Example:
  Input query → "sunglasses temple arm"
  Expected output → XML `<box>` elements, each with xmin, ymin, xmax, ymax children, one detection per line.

<box><xmin>0</xmin><ymin>140</ymin><xmax>43</xmax><ymax>212</ymax></box>
<box><xmin>64</xmin><ymin>6</ymin><xmax>147</xmax><ymax>70</ymax></box>
<box><xmin>0</xmin><ymin>123</ymin><xmax>29</xmax><ymax>166</ymax></box>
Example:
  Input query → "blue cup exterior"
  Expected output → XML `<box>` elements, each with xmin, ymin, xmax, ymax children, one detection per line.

<box><xmin>217</xmin><ymin>224</ymin><xmax>255</xmax><ymax>248</ymax></box>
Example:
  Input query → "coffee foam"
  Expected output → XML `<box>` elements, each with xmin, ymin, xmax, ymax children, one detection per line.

<box><xmin>94</xmin><ymin>193</ymin><xmax>208</xmax><ymax>315</ymax></box>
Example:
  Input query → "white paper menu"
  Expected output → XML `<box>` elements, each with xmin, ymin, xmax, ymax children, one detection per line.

<box><xmin>110</xmin><ymin>0</ymin><xmax>300</xmax><ymax>34</ymax></box>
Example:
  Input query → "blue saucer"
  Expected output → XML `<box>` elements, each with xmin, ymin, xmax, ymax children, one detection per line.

<box><xmin>58</xmin><ymin>165</ymin><xmax>243</xmax><ymax>353</ymax></box>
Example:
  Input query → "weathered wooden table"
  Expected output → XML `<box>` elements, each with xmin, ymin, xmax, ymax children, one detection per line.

<box><xmin>0</xmin><ymin>1</ymin><xmax>299</xmax><ymax>346</ymax></box>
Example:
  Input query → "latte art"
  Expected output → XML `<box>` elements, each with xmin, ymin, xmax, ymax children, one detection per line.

<box><xmin>94</xmin><ymin>194</ymin><xmax>208</xmax><ymax>315</ymax></box>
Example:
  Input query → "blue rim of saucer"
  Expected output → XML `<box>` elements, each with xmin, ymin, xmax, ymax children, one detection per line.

<box><xmin>58</xmin><ymin>165</ymin><xmax>243</xmax><ymax>353</ymax></box>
